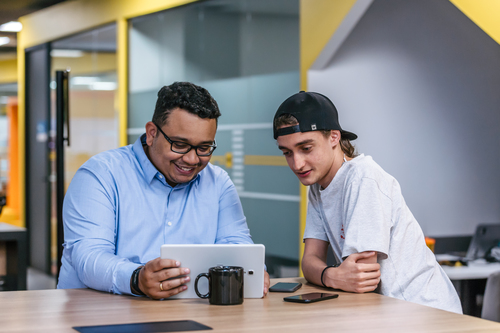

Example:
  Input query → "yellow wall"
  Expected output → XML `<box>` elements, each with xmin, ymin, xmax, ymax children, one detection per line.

<box><xmin>0</xmin><ymin>59</ymin><xmax>17</xmax><ymax>84</ymax></box>
<box><xmin>450</xmin><ymin>0</ymin><xmax>500</xmax><ymax>45</ymax></box>
<box><xmin>300</xmin><ymin>0</ymin><xmax>358</xmax><ymax>91</ymax></box>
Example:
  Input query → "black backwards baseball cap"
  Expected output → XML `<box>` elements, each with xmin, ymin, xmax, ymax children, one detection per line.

<box><xmin>273</xmin><ymin>91</ymin><xmax>357</xmax><ymax>141</ymax></box>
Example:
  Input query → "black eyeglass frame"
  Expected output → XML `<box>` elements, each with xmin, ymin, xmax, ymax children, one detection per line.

<box><xmin>154</xmin><ymin>122</ymin><xmax>217</xmax><ymax>156</ymax></box>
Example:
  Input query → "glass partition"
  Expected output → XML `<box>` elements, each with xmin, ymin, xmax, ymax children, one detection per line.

<box><xmin>129</xmin><ymin>0</ymin><xmax>300</xmax><ymax>276</ymax></box>
<box><xmin>49</xmin><ymin>23</ymin><xmax>118</xmax><ymax>274</ymax></box>
<box><xmin>51</xmin><ymin>23</ymin><xmax>118</xmax><ymax>190</ymax></box>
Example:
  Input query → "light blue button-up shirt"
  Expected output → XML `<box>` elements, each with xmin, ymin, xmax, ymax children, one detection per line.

<box><xmin>57</xmin><ymin>134</ymin><xmax>253</xmax><ymax>294</ymax></box>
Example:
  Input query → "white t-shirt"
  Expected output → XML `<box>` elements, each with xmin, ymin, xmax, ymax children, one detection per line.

<box><xmin>304</xmin><ymin>154</ymin><xmax>462</xmax><ymax>314</ymax></box>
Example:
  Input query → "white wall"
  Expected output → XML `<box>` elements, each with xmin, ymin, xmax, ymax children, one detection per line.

<box><xmin>309</xmin><ymin>0</ymin><xmax>500</xmax><ymax>236</ymax></box>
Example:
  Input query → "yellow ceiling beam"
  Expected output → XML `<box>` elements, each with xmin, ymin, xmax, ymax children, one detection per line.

<box><xmin>449</xmin><ymin>0</ymin><xmax>500</xmax><ymax>45</ymax></box>
<box><xmin>18</xmin><ymin>0</ymin><xmax>197</xmax><ymax>49</ymax></box>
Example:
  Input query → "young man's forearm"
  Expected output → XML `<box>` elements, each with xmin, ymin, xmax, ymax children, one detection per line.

<box><xmin>302</xmin><ymin>253</ymin><xmax>329</xmax><ymax>287</ymax></box>
<box><xmin>303</xmin><ymin>251</ymin><xmax>381</xmax><ymax>292</ymax></box>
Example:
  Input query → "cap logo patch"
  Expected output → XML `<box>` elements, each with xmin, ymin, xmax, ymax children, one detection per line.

<box><xmin>311</xmin><ymin>124</ymin><xmax>317</xmax><ymax>130</ymax></box>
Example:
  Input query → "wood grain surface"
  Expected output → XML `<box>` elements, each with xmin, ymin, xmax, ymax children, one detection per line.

<box><xmin>0</xmin><ymin>277</ymin><xmax>499</xmax><ymax>332</ymax></box>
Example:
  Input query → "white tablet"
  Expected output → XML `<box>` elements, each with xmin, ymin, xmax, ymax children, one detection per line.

<box><xmin>160</xmin><ymin>244</ymin><xmax>265</xmax><ymax>299</ymax></box>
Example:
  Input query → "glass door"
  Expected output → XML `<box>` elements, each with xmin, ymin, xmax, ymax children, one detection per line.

<box><xmin>50</xmin><ymin>23</ymin><xmax>118</xmax><ymax>275</ymax></box>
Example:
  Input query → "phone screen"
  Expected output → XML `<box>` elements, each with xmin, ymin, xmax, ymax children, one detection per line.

<box><xmin>269</xmin><ymin>282</ymin><xmax>302</xmax><ymax>292</ymax></box>
<box><xmin>283</xmin><ymin>292</ymin><xmax>339</xmax><ymax>303</ymax></box>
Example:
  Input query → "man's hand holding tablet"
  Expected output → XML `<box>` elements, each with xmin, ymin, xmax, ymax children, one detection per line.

<box><xmin>135</xmin><ymin>258</ymin><xmax>191</xmax><ymax>299</ymax></box>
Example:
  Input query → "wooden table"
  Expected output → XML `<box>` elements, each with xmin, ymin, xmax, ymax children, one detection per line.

<box><xmin>1</xmin><ymin>277</ymin><xmax>499</xmax><ymax>332</ymax></box>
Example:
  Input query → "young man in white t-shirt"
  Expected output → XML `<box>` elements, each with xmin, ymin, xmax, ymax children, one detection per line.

<box><xmin>273</xmin><ymin>91</ymin><xmax>462</xmax><ymax>313</ymax></box>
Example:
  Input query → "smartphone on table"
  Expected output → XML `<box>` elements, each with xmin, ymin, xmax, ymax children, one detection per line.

<box><xmin>269</xmin><ymin>282</ymin><xmax>302</xmax><ymax>293</ymax></box>
<box><xmin>283</xmin><ymin>292</ymin><xmax>339</xmax><ymax>303</ymax></box>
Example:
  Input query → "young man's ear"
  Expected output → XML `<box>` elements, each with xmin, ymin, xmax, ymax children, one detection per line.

<box><xmin>145</xmin><ymin>121</ymin><xmax>157</xmax><ymax>146</ymax></box>
<box><xmin>330</xmin><ymin>130</ymin><xmax>341</xmax><ymax>147</ymax></box>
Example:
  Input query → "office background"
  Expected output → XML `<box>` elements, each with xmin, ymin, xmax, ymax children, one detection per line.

<box><xmin>0</xmin><ymin>0</ymin><xmax>499</xmax><ymax>281</ymax></box>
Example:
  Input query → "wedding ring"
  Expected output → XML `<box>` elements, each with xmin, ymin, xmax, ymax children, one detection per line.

<box><xmin>160</xmin><ymin>282</ymin><xmax>164</xmax><ymax>291</ymax></box>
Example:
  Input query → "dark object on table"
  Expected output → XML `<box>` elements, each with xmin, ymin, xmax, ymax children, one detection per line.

<box><xmin>195</xmin><ymin>266</ymin><xmax>244</xmax><ymax>305</ymax></box>
<box><xmin>0</xmin><ymin>195</ymin><xmax>6</xmax><ymax>215</ymax></box>
<box><xmin>284</xmin><ymin>292</ymin><xmax>339</xmax><ymax>303</ymax></box>
<box><xmin>269</xmin><ymin>282</ymin><xmax>302</xmax><ymax>292</ymax></box>
<box><xmin>466</xmin><ymin>224</ymin><xmax>500</xmax><ymax>261</ymax></box>
<box><xmin>73</xmin><ymin>320</ymin><xmax>212</xmax><ymax>333</ymax></box>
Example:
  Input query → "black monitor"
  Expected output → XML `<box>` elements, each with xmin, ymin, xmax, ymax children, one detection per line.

<box><xmin>466</xmin><ymin>224</ymin><xmax>500</xmax><ymax>260</ymax></box>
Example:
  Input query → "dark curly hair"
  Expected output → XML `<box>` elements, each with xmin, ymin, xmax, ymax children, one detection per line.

<box><xmin>152</xmin><ymin>82</ymin><xmax>221</xmax><ymax>128</ymax></box>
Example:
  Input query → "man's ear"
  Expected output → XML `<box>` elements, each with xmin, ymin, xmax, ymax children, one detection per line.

<box><xmin>330</xmin><ymin>130</ymin><xmax>341</xmax><ymax>147</ymax></box>
<box><xmin>145</xmin><ymin>121</ymin><xmax>157</xmax><ymax>146</ymax></box>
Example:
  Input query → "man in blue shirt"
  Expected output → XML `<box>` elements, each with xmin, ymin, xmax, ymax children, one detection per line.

<box><xmin>58</xmin><ymin>82</ymin><xmax>270</xmax><ymax>299</ymax></box>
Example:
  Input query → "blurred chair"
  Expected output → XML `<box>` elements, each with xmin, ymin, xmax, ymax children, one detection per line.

<box><xmin>481</xmin><ymin>271</ymin><xmax>500</xmax><ymax>322</ymax></box>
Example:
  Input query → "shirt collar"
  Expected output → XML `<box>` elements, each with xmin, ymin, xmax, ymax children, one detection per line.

<box><xmin>132</xmin><ymin>134</ymin><xmax>201</xmax><ymax>188</ymax></box>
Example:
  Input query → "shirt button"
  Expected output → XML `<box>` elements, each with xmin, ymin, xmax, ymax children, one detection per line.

<box><xmin>159</xmin><ymin>175</ymin><xmax>163</xmax><ymax>179</ymax></box>
<box><xmin>167</xmin><ymin>222</ymin><xmax>172</xmax><ymax>226</ymax></box>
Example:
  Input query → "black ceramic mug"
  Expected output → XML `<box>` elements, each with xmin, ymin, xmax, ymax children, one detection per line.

<box><xmin>194</xmin><ymin>266</ymin><xmax>244</xmax><ymax>305</ymax></box>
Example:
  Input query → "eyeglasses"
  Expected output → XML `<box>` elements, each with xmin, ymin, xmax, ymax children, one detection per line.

<box><xmin>154</xmin><ymin>123</ymin><xmax>217</xmax><ymax>156</ymax></box>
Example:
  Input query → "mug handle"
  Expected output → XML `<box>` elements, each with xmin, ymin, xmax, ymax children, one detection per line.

<box><xmin>194</xmin><ymin>273</ymin><xmax>210</xmax><ymax>299</ymax></box>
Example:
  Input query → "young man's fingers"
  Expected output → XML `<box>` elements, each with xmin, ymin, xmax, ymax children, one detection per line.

<box><xmin>357</xmin><ymin>263</ymin><xmax>380</xmax><ymax>273</ymax></box>
<box><xmin>353</xmin><ymin>278</ymin><xmax>380</xmax><ymax>293</ymax></box>
<box><xmin>359</xmin><ymin>271</ymin><xmax>381</xmax><ymax>281</ymax></box>
<box><xmin>355</xmin><ymin>284</ymin><xmax>379</xmax><ymax>293</ymax></box>
<box><xmin>361</xmin><ymin>265</ymin><xmax>381</xmax><ymax>276</ymax></box>
<box><xmin>349</xmin><ymin>251</ymin><xmax>376</xmax><ymax>261</ymax></box>
<box><xmin>359</xmin><ymin>276</ymin><xmax>380</xmax><ymax>286</ymax></box>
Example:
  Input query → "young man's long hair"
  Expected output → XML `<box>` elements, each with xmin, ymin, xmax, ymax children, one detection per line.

<box><xmin>274</xmin><ymin>114</ymin><xmax>358</xmax><ymax>158</ymax></box>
